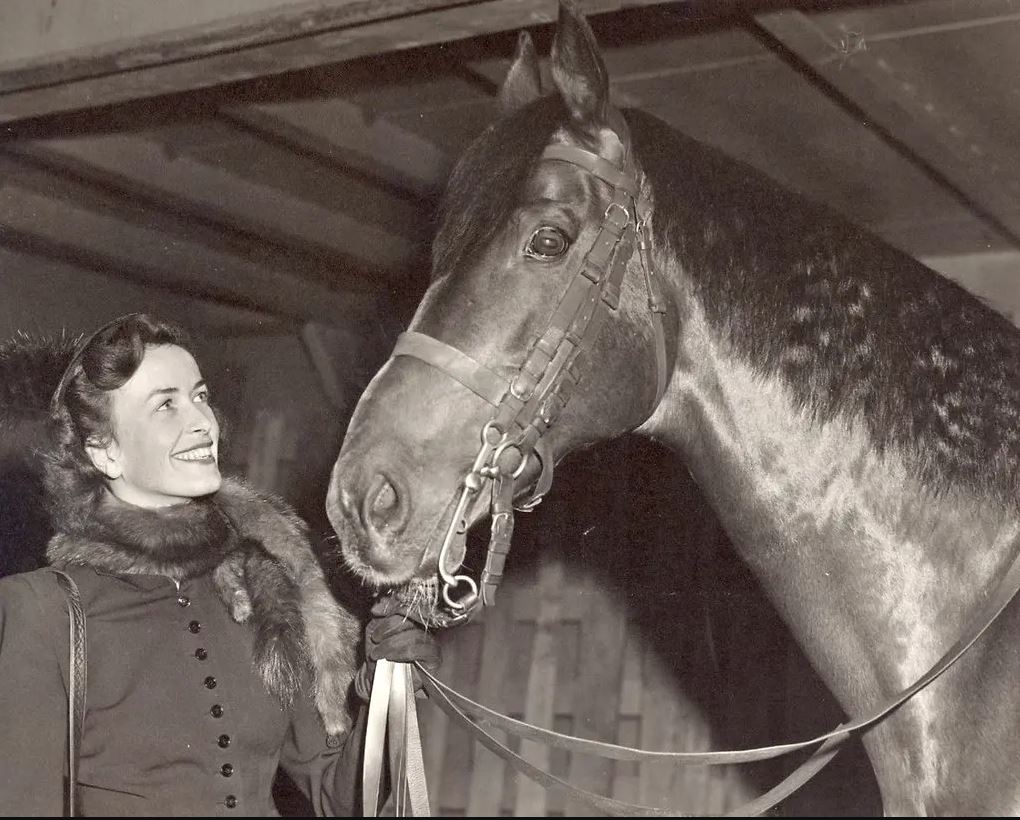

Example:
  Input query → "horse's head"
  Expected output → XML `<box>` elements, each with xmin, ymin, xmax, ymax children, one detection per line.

<box><xmin>327</xmin><ymin>0</ymin><xmax>673</xmax><ymax>611</ymax></box>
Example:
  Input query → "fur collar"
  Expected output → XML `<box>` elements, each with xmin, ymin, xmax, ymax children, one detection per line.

<box><xmin>46</xmin><ymin>475</ymin><xmax>360</xmax><ymax>740</ymax></box>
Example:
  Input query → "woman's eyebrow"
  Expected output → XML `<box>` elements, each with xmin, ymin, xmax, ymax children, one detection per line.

<box><xmin>146</xmin><ymin>386</ymin><xmax>179</xmax><ymax>401</ymax></box>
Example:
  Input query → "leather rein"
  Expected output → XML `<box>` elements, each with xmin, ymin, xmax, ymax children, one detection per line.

<box><xmin>383</xmin><ymin>141</ymin><xmax>1020</xmax><ymax>814</ymax></box>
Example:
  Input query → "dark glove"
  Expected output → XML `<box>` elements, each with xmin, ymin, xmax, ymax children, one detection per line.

<box><xmin>353</xmin><ymin>596</ymin><xmax>442</xmax><ymax>702</ymax></box>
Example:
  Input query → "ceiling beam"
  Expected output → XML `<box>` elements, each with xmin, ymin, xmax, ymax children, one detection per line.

<box><xmin>0</xmin><ymin>0</ymin><xmax>681</xmax><ymax>126</ymax></box>
<box><xmin>0</xmin><ymin>178</ymin><xmax>378</xmax><ymax>325</ymax></box>
<box><xmin>220</xmin><ymin>99</ymin><xmax>451</xmax><ymax>199</ymax></box>
<box><xmin>3</xmin><ymin>132</ymin><xmax>419</xmax><ymax>282</ymax></box>
<box><xmin>751</xmin><ymin>1</ymin><xmax>1020</xmax><ymax>246</ymax></box>
<box><xmin>0</xmin><ymin>246</ymin><xmax>289</xmax><ymax>339</ymax></box>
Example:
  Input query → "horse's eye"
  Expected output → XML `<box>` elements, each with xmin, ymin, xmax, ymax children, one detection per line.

<box><xmin>525</xmin><ymin>226</ymin><xmax>570</xmax><ymax>260</ymax></box>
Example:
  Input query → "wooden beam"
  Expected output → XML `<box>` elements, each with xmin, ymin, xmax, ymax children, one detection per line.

<box><xmin>300</xmin><ymin>321</ymin><xmax>349</xmax><ymax>412</ymax></box>
<box><xmin>0</xmin><ymin>180</ymin><xmax>376</xmax><ymax>324</ymax></box>
<box><xmin>0</xmin><ymin>245</ymin><xmax>289</xmax><ymax>339</ymax></box>
<box><xmin>4</xmin><ymin>132</ymin><xmax>419</xmax><ymax>279</ymax></box>
<box><xmin>751</xmin><ymin>1</ymin><xmax>1020</xmax><ymax>246</ymax></box>
<box><xmin>0</xmin><ymin>0</ymin><xmax>676</xmax><ymax>125</ymax></box>
<box><xmin>221</xmin><ymin>99</ymin><xmax>451</xmax><ymax>199</ymax></box>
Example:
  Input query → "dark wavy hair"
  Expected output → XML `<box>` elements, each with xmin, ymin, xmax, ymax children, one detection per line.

<box><xmin>47</xmin><ymin>314</ymin><xmax>192</xmax><ymax>497</ymax></box>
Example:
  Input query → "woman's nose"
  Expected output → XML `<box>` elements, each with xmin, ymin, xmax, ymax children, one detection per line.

<box><xmin>186</xmin><ymin>404</ymin><xmax>215</xmax><ymax>434</ymax></box>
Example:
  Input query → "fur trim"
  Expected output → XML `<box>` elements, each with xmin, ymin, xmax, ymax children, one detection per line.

<box><xmin>45</xmin><ymin>474</ymin><xmax>360</xmax><ymax>739</ymax></box>
<box><xmin>0</xmin><ymin>330</ymin><xmax>78</xmax><ymax>430</ymax></box>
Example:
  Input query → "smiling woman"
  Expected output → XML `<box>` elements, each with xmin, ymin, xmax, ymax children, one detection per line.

<box><xmin>0</xmin><ymin>313</ymin><xmax>441</xmax><ymax>816</ymax></box>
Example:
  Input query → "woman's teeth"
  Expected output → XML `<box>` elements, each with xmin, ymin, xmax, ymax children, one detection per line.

<box><xmin>174</xmin><ymin>446</ymin><xmax>214</xmax><ymax>462</ymax></box>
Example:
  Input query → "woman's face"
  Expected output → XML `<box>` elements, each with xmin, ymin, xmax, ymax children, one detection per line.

<box><xmin>87</xmin><ymin>343</ymin><xmax>222</xmax><ymax>507</ymax></box>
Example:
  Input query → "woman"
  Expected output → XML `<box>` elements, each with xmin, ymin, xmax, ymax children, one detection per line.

<box><xmin>0</xmin><ymin>313</ymin><xmax>437</xmax><ymax>816</ymax></box>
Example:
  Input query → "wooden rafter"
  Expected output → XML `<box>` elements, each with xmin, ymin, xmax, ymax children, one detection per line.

<box><xmin>0</xmin><ymin>0</ymin><xmax>683</xmax><ymax>125</ymax></box>
<box><xmin>751</xmin><ymin>1</ymin><xmax>1020</xmax><ymax>246</ymax></box>
<box><xmin>0</xmin><ymin>166</ymin><xmax>379</xmax><ymax>324</ymax></box>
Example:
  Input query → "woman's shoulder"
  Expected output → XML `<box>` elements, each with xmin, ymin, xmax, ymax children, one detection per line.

<box><xmin>0</xmin><ymin>567</ymin><xmax>70</xmax><ymax>628</ymax></box>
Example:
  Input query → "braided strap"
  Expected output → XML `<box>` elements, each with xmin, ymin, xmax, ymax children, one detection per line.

<box><xmin>52</xmin><ymin>569</ymin><xmax>86</xmax><ymax>818</ymax></box>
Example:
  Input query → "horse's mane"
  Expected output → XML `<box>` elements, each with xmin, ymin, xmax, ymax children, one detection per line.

<box><xmin>434</xmin><ymin>95</ymin><xmax>1020</xmax><ymax>505</ymax></box>
<box><xmin>630</xmin><ymin>107</ymin><xmax>1020</xmax><ymax>505</ymax></box>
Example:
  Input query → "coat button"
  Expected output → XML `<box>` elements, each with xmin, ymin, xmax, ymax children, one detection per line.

<box><xmin>188</xmin><ymin>620</ymin><xmax>201</xmax><ymax>634</ymax></box>
<box><xmin>210</xmin><ymin>704</ymin><xmax>224</xmax><ymax>718</ymax></box>
<box><xmin>194</xmin><ymin>648</ymin><xmax>208</xmax><ymax>660</ymax></box>
<box><xmin>218</xmin><ymin>734</ymin><xmax>231</xmax><ymax>749</ymax></box>
<box><xmin>220</xmin><ymin>763</ymin><xmax>234</xmax><ymax>777</ymax></box>
<box><xmin>177</xmin><ymin>595</ymin><xmax>191</xmax><ymax>607</ymax></box>
<box><xmin>224</xmin><ymin>795</ymin><xmax>237</xmax><ymax>809</ymax></box>
<box><xmin>204</xmin><ymin>676</ymin><xmax>217</xmax><ymax>689</ymax></box>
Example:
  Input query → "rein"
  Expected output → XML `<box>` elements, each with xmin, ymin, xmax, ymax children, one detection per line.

<box><xmin>393</xmin><ymin>140</ymin><xmax>667</xmax><ymax>620</ymax></box>
<box><xmin>411</xmin><ymin>541</ymin><xmax>1020</xmax><ymax>816</ymax></box>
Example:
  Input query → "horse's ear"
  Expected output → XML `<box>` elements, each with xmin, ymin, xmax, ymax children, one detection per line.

<box><xmin>550</xmin><ymin>0</ymin><xmax>609</xmax><ymax>126</ymax></box>
<box><xmin>498</xmin><ymin>31</ymin><xmax>543</xmax><ymax>115</ymax></box>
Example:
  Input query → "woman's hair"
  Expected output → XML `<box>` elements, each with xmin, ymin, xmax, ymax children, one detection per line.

<box><xmin>50</xmin><ymin>313</ymin><xmax>189</xmax><ymax>483</ymax></box>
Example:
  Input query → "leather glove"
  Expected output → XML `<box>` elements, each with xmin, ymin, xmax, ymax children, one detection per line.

<box><xmin>353</xmin><ymin>595</ymin><xmax>442</xmax><ymax>702</ymax></box>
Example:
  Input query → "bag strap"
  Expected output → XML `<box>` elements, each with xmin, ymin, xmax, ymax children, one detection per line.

<box><xmin>51</xmin><ymin>569</ymin><xmax>86</xmax><ymax>818</ymax></box>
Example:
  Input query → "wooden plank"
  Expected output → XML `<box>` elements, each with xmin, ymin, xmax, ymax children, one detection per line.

<box><xmin>438</xmin><ymin>621</ymin><xmax>483</xmax><ymax>813</ymax></box>
<box><xmin>0</xmin><ymin>180</ymin><xmax>369</xmax><ymax>325</ymax></box>
<box><xmin>7</xmin><ymin>133</ymin><xmax>415</xmax><ymax>278</ymax></box>
<box><xmin>752</xmin><ymin>4</ymin><xmax>1020</xmax><ymax>246</ymax></box>
<box><xmin>610</xmin><ymin>620</ymin><xmax>643</xmax><ymax>804</ymax></box>
<box><xmin>299</xmin><ymin>322</ymin><xmax>349</xmax><ymax>412</ymax></box>
<box><xmin>247</xmin><ymin>410</ymin><xmax>286</xmax><ymax>490</ymax></box>
<box><xmin>0</xmin><ymin>245</ymin><xmax>286</xmax><ymax>339</ymax></box>
<box><xmin>513</xmin><ymin>557</ymin><xmax>564</xmax><ymax>817</ymax></box>
<box><xmin>563</xmin><ymin>582</ymin><xmax>627</xmax><ymax>816</ymax></box>
<box><xmin>223</xmin><ymin>99</ymin><xmax>450</xmax><ymax>199</ymax></box>
<box><xmin>465</xmin><ymin>593</ymin><xmax>515</xmax><ymax>816</ymax></box>
<box><xmin>420</xmin><ymin>635</ymin><xmax>457</xmax><ymax>815</ymax></box>
<box><xmin>0</xmin><ymin>0</ymin><xmax>684</xmax><ymax>125</ymax></box>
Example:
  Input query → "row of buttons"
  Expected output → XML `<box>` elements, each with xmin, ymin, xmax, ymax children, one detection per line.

<box><xmin>184</xmin><ymin>602</ymin><xmax>237</xmax><ymax>809</ymax></box>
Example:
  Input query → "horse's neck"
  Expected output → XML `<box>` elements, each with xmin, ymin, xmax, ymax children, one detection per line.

<box><xmin>639</xmin><ymin>294</ymin><xmax>1020</xmax><ymax>712</ymax></box>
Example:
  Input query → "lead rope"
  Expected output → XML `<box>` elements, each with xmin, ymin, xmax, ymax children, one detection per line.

<box><xmin>364</xmin><ymin>660</ymin><xmax>430</xmax><ymax>817</ymax></box>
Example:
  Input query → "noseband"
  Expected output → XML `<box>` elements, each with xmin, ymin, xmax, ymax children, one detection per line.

<box><xmin>391</xmin><ymin>141</ymin><xmax>668</xmax><ymax>620</ymax></box>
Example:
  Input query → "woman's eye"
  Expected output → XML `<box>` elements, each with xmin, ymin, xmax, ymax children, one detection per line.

<box><xmin>156</xmin><ymin>399</ymin><xmax>173</xmax><ymax>412</ymax></box>
<box><xmin>525</xmin><ymin>226</ymin><xmax>570</xmax><ymax>260</ymax></box>
<box><xmin>194</xmin><ymin>390</ymin><xmax>209</xmax><ymax>404</ymax></box>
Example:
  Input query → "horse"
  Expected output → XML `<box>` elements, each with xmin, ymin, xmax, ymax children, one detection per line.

<box><xmin>326</xmin><ymin>1</ymin><xmax>1020</xmax><ymax>813</ymax></box>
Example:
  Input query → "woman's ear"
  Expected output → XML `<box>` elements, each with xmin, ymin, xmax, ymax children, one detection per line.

<box><xmin>86</xmin><ymin>438</ymin><xmax>123</xmax><ymax>480</ymax></box>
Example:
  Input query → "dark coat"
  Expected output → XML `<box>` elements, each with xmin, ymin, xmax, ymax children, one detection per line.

<box><xmin>0</xmin><ymin>476</ymin><xmax>365</xmax><ymax>816</ymax></box>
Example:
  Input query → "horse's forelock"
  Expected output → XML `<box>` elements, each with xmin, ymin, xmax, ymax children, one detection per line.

<box><xmin>432</xmin><ymin>95</ymin><xmax>569</xmax><ymax>280</ymax></box>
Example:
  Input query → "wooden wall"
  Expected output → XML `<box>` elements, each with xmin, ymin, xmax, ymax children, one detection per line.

<box><xmin>415</xmin><ymin>437</ymin><xmax>882</xmax><ymax>817</ymax></box>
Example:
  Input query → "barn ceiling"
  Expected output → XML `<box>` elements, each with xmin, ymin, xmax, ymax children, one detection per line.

<box><xmin>1</xmin><ymin>0</ymin><xmax>1018</xmax><ymax>337</ymax></box>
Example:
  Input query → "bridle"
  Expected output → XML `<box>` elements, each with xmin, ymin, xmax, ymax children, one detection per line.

<box><xmin>392</xmin><ymin>137</ymin><xmax>668</xmax><ymax>621</ymax></box>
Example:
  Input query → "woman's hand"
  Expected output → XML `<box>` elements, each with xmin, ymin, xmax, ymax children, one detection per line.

<box><xmin>353</xmin><ymin>596</ymin><xmax>442</xmax><ymax>701</ymax></box>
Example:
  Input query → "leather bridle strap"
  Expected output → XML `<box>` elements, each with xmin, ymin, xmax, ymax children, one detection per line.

<box><xmin>392</xmin><ymin>333</ymin><xmax>508</xmax><ymax>406</ymax></box>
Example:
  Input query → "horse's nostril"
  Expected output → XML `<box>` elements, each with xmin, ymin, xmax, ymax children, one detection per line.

<box><xmin>364</xmin><ymin>472</ymin><xmax>407</xmax><ymax>536</ymax></box>
<box><xmin>371</xmin><ymin>481</ymin><xmax>397</xmax><ymax>516</ymax></box>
